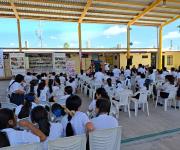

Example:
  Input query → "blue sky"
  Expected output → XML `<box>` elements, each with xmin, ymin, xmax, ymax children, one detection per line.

<box><xmin>0</xmin><ymin>18</ymin><xmax>179</xmax><ymax>49</ymax></box>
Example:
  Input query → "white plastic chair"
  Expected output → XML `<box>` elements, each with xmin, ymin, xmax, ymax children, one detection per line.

<box><xmin>156</xmin><ymin>87</ymin><xmax>177</xmax><ymax>111</ymax></box>
<box><xmin>89</xmin><ymin>126</ymin><xmax>122</xmax><ymax>150</ymax></box>
<box><xmin>0</xmin><ymin>102</ymin><xmax>17</xmax><ymax>110</ymax></box>
<box><xmin>112</xmin><ymin>92</ymin><xmax>131</xmax><ymax>118</ymax></box>
<box><xmin>0</xmin><ymin>143</ymin><xmax>42</xmax><ymax>150</ymax></box>
<box><xmin>130</xmin><ymin>91</ymin><xmax>149</xmax><ymax>117</ymax></box>
<box><xmin>48</xmin><ymin>134</ymin><xmax>86</xmax><ymax>150</ymax></box>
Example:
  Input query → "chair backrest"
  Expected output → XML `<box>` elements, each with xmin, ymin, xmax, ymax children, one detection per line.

<box><xmin>48</xmin><ymin>134</ymin><xmax>86</xmax><ymax>150</ymax></box>
<box><xmin>168</xmin><ymin>87</ymin><xmax>177</xmax><ymax>99</ymax></box>
<box><xmin>138</xmin><ymin>92</ymin><xmax>148</xmax><ymax>103</ymax></box>
<box><xmin>89</xmin><ymin>126</ymin><xmax>122</xmax><ymax>150</ymax></box>
<box><xmin>0</xmin><ymin>102</ymin><xmax>17</xmax><ymax>110</ymax></box>
<box><xmin>1</xmin><ymin>143</ymin><xmax>42</xmax><ymax>150</ymax></box>
<box><xmin>119</xmin><ymin>93</ymin><xmax>129</xmax><ymax>105</ymax></box>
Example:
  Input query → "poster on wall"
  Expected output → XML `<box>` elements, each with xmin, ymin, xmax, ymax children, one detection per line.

<box><xmin>66</xmin><ymin>60</ymin><xmax>76</xmax><ymax>77</ymax></box>
<box><xmin>0</xmin><ymin>49</ymin><xmax>4</xmax><ymax>77</ymax></box>
<box><xmin>10</xmin><ymin>53</ymin><xmax>25</xmax><ymax>75</ymax></box>
<box><xmin>53</xmin><ymin>53</ymin><xmax>66</xmax><ymax>73</ymax></box>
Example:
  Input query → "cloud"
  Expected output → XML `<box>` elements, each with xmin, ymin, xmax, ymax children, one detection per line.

<box><xmin>163</xmin><ymin>31</ymin><xmax>180</xmax><ymax>40</ymax></box>
<box><xmin>103</xmin><ymin>25</ymin><xmax>127</xmax><ymax>37</ymax></box>
<box><xmin>50</xmin><ymin>36</ymin><xmax>58</xmax><ymax>40</ymax></box>
<box><xmin>133</xmin><ymin>41</ymin><xmax>141</xmax><ymax>45</ymax></box>
<box><xmin>10</xmin><ymin>43</ymin><xmax>15</xmax><ymax>46</ymax></box>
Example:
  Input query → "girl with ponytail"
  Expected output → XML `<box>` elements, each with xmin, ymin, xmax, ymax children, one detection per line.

<box><xmin>61</xmin><ymin>95</ymin><xmax>94</xmax><ymax>137</ymax></box>
<box><xmin>31</xmin><ymin>106</ymin><xmax>63</xmax><ymax>141</ymax></box>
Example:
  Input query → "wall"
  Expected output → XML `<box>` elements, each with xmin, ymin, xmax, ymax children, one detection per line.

<box><xmin>163</xmin><ymin>51</ymin><xmax>180</xmax><ymax>70</ymax></box>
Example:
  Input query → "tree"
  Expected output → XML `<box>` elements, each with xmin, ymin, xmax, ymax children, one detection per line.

<box><xmin>64</xmin><ymin>42</ymin><xmax>70</xmax><ymax>48</ymax></box>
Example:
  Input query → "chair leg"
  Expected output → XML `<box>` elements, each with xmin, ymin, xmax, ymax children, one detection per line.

<box><xmin>146</xmin><ymin>102</ymin><xmax>150</xmax><ymax>116</ymax></box>
<box><xmin>155</xmin><ymin>96</ymin><xmax>158</xmax><ymax>108</ymax></box>
<box><xmin>128</xmin><ymin>104</ymin><xmax>131</xmax><ymax>118</ymax></box>
<box><xmin>135</xmin><ymin>102</ymin><xmax>138</xmax><ymax>117</ymax></box>
<box><xmin>142</xmin><ymin>103</ymin><xmax>145</xmax><ymax>112</ymax></box>
<box><xmin>164</xmin><ymin>99</ymin><xmax>168</xmax><ymax>111</ymax></box>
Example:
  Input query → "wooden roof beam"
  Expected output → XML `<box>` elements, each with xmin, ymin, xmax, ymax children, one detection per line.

<box><xmin>128</xmin><ymin>0</ymin><xmax>162</xmax><ymax>26</ymax></box>
<box><xmin>161</xmin><ymin>15</ymin><xmax>180</xmax><ymax>27</ymax></box>
<box><xmin>78</xmin><ymin>0</ymin><xmax>92</xmax><ymax>23</ymax></box>
<box><xmin>9</xmin><ymin>0</ymin><xmax>20</xmax><ymax>20</ymax></box>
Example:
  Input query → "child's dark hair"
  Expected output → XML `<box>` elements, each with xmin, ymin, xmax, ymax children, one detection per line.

<box><xmin>54</xmin><ymin>77</ymin><xmax>60</xmax><ymax>86</ymax></box>
<box><xmin>96</xmin><ymin>88</ymin><xmax>109</xmax><ymax>100</ymax></box>
<box><xmin>65</xmin><ymin>86</ymin><xmax>73</xmax><ymax>95</ymax></box>
<box><xmin>0</xmin><ymin>132</ymin><xmax>10</xmax><ymax>148</ymax></box>
<box><xmin>18</xmin><ymin>93</ymin><xmax>35</xmax><ymax>119</ymax></box>
<box><xmin>0</xmin><ymin>108</ymin><xmax>15</xmax><ymax>130</ymax></box>
<box><xmin>31</xmin><ymin>106</ymin><xmax>50</xmax><ymax>136</ymax></box>
<box><xmin>37</xmin><ymin>80</ymin><xmax>46</xmax><ymax>97</ymax></box>
<box><xmin>30</xmin><ymin>79</ymin><xmax>38</xmax><ymax>93</ymax></box>
<box><xmin>48</xmin><ymin>79</ymin><xmax>54</xmax><ymax>94</ymax></box>
<box><xmin>96</xmin><ymin>99</ymin><xmax>111</xmax><ymax>116</ymax></box>
<box><xmin>65</xmin><ymin>95</ymin><xmax>82</xmax><ymax>137</ymax></box>
<box><xmin>107</xmin><ymin>78</ymin><xmax>112</xmax><ymax>87</ymax></box>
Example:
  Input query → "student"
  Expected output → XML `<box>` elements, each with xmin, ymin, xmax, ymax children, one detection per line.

<box><xmin>37</xmin><ymin>80</ymin><xmax>49</xmax><ymax>102</ymax></box>
<box><xmin>58</xmin><ymin>86</ymin><xmax>73</xmax><ymax>105</ymax></box>
<box><xmin>104</xmin><ymin>78</ymin><xmax>112</xmax><ymax>90</ymax></box>
<box><xmin>24</xmin><ymin>72</ymin><xmax>33</xmax><ymax>84</ymax></box>
<box><xmin>15</xmin><ymin>93</ymin><xmax>38</xmax><ymax>119</ymax></box>
<box><xmin>61</xmin><ymin>95</ymin><xmax>94</xmax><ymax>137</ymax></box>
<box><xmin>67</xmin><ymin>77</ymin><xmax>77</xmax><ymax>94</ymax></box>
<box><xmin>9</xmin><ymin>74</ymin><xmax>25</xmax><ymax>105</ymax></box>
<box><xmin>59</xmin><ymin>73</ymin><xmax>66</xmax><ymax>85</ymax></box>
<box><xmin>124</xmin><ymin>66</ymin><xmax>131</xmax><ymax>78</ymax></box>
<box><xmin>48</xmin><ymin>79</ymin><xmax>54</xmax><ymax>101</ymax></box>
<box><xmin>88</xmin><ymin>88</ymin><xmax>109</xmax><ymax>112</ymax></box>
<box><xmin>28</xmin><ymin>79</ymin><xmax>38</xmax><ymax>94</ymax></box>
<box><xmin>112</xmin><ymin>65</ymin><xmax>121</xmax><ymax>79</ymax></box>
<box><xmin>51</xmin><ymin>103</ymin><xmax>66</xmax><ymax>122</ymax></box>
<box><xmin>94</xmin><ymin>68</ymin><xmax>104</xmax><ymax>84</ymax></box>
<box><xmin>31</xmin><ymin>106</ymin><xmax>63</xmax><ymax>141</ymax></box>
<box><xmin>0</xmin><ymin>108</ymin><xmax>46</xmax><ymax>146</ymax></box>
<box><xmin>52</xmin><ymin>78</ymin><xmax>64</xmax><ymax>101</ymax></box>
<box><xmin>0</xmin><ymin>131</ymin><xmax>10</xmax><ymax>148</ymax></box>
<box><xmin>91</xmin><ymin>99</ymin><xmax>118</xmax><ymax>130</ymax></box>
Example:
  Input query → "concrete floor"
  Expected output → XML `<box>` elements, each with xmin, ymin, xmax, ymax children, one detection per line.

<box><xmin>1</xmin><ymin>80</ymin><xmax>180</xmax><ymax>150</ymax></box>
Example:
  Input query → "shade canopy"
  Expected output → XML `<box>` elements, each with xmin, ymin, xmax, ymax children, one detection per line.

<box><xmin>0</xmin><ymin>0</ymin><xmax>179</xmax><ymax>26</ymax></box>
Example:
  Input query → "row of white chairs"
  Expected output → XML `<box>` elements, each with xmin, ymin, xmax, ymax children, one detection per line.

<box><xmin>0</xmin><ymin>126</ymin><xmax>122</xmax><ymax>150</ymax></box>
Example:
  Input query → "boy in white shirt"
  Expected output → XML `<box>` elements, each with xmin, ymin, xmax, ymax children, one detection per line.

<box><xmin>91</xmin><ymin>99</ymin><xmax>118</xmax><ymax>130</ymax></box>
<box><xmin>112</xmin><ymin>65</ymin><xmax>121</xmax><ymax>79</ymax></box>
<box><xmin>61</xmin><ymin>95</ymin><xmax>94</xmax><ymax>137</ymax></box>
<box><xmin>94</xmin><ymin>68</ymin><xmax>105</xmax><ymax>83</ymax></box>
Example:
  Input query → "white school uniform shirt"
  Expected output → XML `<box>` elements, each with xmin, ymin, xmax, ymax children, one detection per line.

<box><xmin>94</xmin><ymin>72</ymin><xmax>104</xmax><ymax>82</ymax></box>
<box><xmin>39</xmin><ymin>86</ymin><xmax>49</xmax><ymax>102</ymax></box>
<box><xmin>170</xmin><ymin>71</ymin><xmax>177</xmax><ymax>78</ymax></box>
<box><xmin>61</xmin><ymin>111</ymin><xmax>90</xmax><ymax>136</ymax></box>
<box><xmin>58</xmin><ymin>94</ymin><xmax>70</xmax><ymax>105</ymax></box>
<box><xmin>105</xmin><ymin>64</ymin><xmax>110</xmax><ymax>71</ymax></box>
<box><xmin>24</xmin><ymin>75</ymin><xmax>33</xmax><ymax>84</ymax></box>
<box><xmin>162</xmin><ymin>71</ymin><xmax>169</xmax><ymax>77</ymax></box>
<box><xmin>59</xmin><ymin>76</ymin><xmax>66</xmax><ymax>85</ymax></box>
<box><xmin>112</xmin><ymin>68</ymin><xmax>121</xmax><ymax>78</ymax></box>
<box><xmin>148</xmin><ymin>73</ymin><xmax>155</xmax><ymax>82</ymax></box>
<box><xmin>138</xmin><ymin>67</ymin><xmax>145</xmax><ymax>74</ymax></box>
<box><xmin>3</xmin><ymin>128</ymin><xmax>40</xmax><ymax>146</ymax></box>
<box><xmin>9</xmin><ymin>82</ymin><xmax>24</xmax><ymax>93</ymax></box>
<box><xmin>177</xmin><ymin>72</ymin><xmax>180</xmax><ymax>79</ymax></box>
<box><xmin>138</xmin><ymin>78</ymin><xmax>145</xmax><ymax>89</ymax></box>
<box><xmin>48</xmin><ymin>122</ymin><xmax>63</xmax><ymax>141</ymax></box>
<box><xmin>88</xmin><ymin>99</ymin><xmax>96</xmax><ymax>111</ymax></box>
<box><xmin>91</xmin><ymin>114</ymin><xmax>118</xmax><ymax>130</ymax></box>
<box><xmin>124</xmin><ymin>69</ymin><xmax>131</xmax><ymax>77</ymax></box>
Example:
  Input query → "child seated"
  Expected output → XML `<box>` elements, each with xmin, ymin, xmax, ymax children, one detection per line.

<box><xmin>91</xmin><ymin>99</ymin><xmax>118</xmax><ymax>130</ymax></box>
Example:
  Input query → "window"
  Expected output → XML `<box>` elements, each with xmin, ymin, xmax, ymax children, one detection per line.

<box><xmin>167</xmin><ymin>55</ymin><xmax>173</xmax><ymax>65</ymax></box>
<box><xmin>142</xmin><ymin>55</ymin><xmax>148</xmax><ymax>58</ymax></box>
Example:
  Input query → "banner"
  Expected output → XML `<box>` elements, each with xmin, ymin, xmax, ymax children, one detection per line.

<box><xmin>66</xmin><ymin>60</ymin><xmax>76</xmax><ymax>77</ymax></box>
<box><xmin>10</xmin><ymin>53</ymin><xmax>25</xmax><ymax>75</ymax></box>
<box><xmin>0</xmin><ymin>49</ymin><xmax>4</xmax><ymax>77</ymax></box>
<box><xmin>53</xmin><ymin>53</ymin><xmax>66</xmax><ymax>73</ymax></box>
